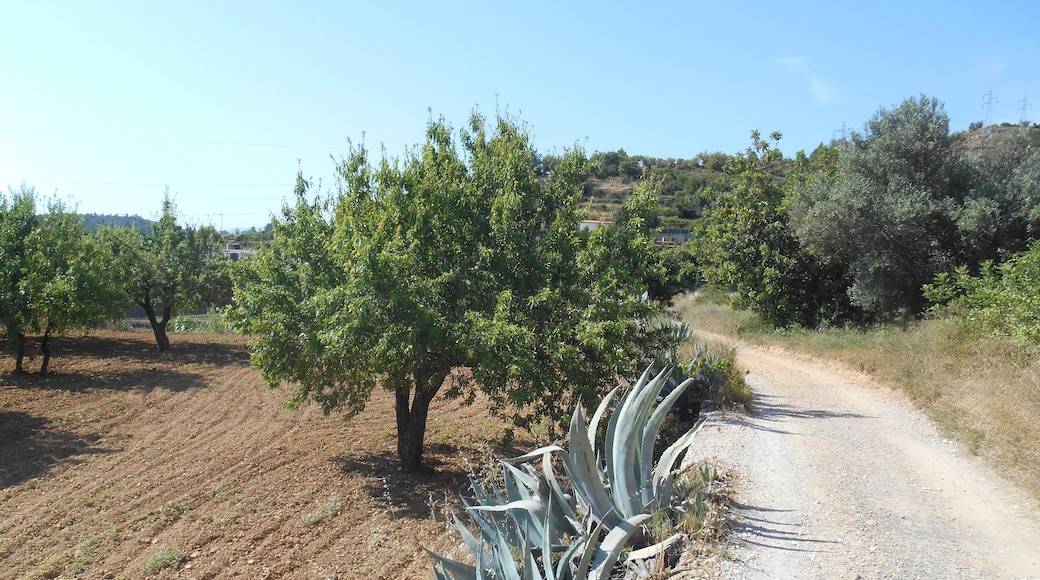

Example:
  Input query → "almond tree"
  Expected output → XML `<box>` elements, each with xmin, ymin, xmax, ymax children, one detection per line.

<box><xmin>231</xmin><ymin>113</ymin><xmax>674</xmax><ymax>472</ymax></box>
<box><xmin>104</xmin><ymin>195</ymin><xmax>227</xmax><ymax>351</ymax></box>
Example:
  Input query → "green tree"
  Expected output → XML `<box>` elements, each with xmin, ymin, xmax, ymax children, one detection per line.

<box><xmin>18</xmin><ymin>200</ymin><xmax>126</xmax><ymax>374</ymax></box>
<box><xmin>1</xmin><ymin>188</ymin><xmax>126</xmax><ymax>373</ymax></box>
<box><xmin>107</xmin><ymin>195</ymin><xmax>227</xmax><ymax>351</ymax></box>
<box><xmin>786</xmin><ymin>95</ymin><xmax>1035</xmax><ymax>319</ymax></box>
<box><xmin>230</xmin><ymin>113</ymin><xmax>674</xmax><ymax>472</ymax></box>
<box><xmin>695</xmin><ymin>132</ymin><xmax>853</xmax><ymax>327</ymax></box>
<box><xmin>0</xmin><ymin>186</ymin><xmax>40</xmax><ymax>370</ymax></box>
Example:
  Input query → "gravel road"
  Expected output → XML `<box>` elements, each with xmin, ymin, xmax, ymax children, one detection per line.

<box><xmin>685</xmin><ymin>342</ymin><xmax>1040</xmax><ymax>579</ymax></box>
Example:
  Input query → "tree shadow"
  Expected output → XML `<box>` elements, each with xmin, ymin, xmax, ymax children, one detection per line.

<box><xmin>331</xmin><ymin>437</ymin><xmax>537</xmax><ymax>521</ymax></box>
<box><xmin>751</xmin><ymin>393</ymin><xmax>872</xmax><ymax>421</ymax></box>
<box><xmin>332</xmin><ymin>446</ymin><xmax>474</xmax><ymax>520</ymax></box>
<box><xmin>726</xmin><ymin>499</ymin><xmax>841</xmax><ymax>553</ymax></box>
<box><xmin>0</xmin><ymin>411</ymin><xmax>117</xmax><ymax>488</ymax></box>
<box><xmin>50</xmin><ymin>333</ymin><xmax>251</xmax><ymax>368</ymax></box>
<box><xmin>1</xmin><ymin>367</ymin><xmax>208</xmax><ymax>394</ymax></box>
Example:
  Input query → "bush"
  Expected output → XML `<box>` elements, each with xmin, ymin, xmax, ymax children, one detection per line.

<box><xmin>925</xmin><ymin>241</ymin><xmax>1040</xmax><ymax>345</ymax></box>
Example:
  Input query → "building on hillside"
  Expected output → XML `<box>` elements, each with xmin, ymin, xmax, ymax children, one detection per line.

<box><xmin>656</xmin><ymin>229</ymin><xmax>692</xmax><ymax>246</ymax></box>
<box><xmin>579</xmin><ymin>216</ymin><xmax>615</xmax><ymax>231</ymax></box>
<box><xmin>223</xmin><ymin>243</ymin><xmax>256</xmax><ymax>261</ymax></box>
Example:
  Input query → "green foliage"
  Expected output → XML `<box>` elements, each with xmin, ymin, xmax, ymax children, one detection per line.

<box><xmin>925</xmin><ymin>241</ymin><xmax>1040</xmax><ymax>344</ymax></box>
<box><xmin>103</xmin><ymin>194</ymin><xmax>229</xmax><ymax>351</ymax></box>
<box><xmin>786</xmin><ymin>95</ymin><xmax>1040</xmax><ymax>320</ymax></box>
<box><xmin>231</xmin><ymin>112</ymin><xmax>675</xmax><ymax>472</ymax></box>
<box><xmin>695</xmin><ymin>132</ymin><xmax>854</xmax><ymax>327</ymax></box>
<box><xmin>143</xmin><ymin>545</ymin><xmax>180</xmax><ymax>574</ymax></box>
<box><xmin>427</xmin><ymin>365</ymin><xmax>703</xmax><ymax>579</ymax></box>
<box><xmin>0</xmin><ymin>186</ymin><xmax>126</xmax><ymax>373</ymax></box>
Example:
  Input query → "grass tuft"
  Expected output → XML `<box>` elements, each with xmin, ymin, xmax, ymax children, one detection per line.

<box><xmin>143</xmin><ymin>545</ymin><xmax>180</xmax><ymax>574</ymax></box>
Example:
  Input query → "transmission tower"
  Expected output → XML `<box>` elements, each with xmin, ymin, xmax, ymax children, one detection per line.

<box><xmin>982</xmin><ymin>89</ymin><xmax>998</xmax><ymax>126</ymax></box>
<box><xmin>832</xmin><ymin>121</ymin><xmax>848</xmax><ymax>146</ymax></box>
<box><xmin>1019</xmin><ymin>95</ymin><xmax>1032</xmax><ymax>124</ymax></box>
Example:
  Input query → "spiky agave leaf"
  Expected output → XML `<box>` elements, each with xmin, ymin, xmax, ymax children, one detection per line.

<box><xmin>566</xmin><ymin>405</ymin><xmax>622</xmax><ymax>528</ymax></box>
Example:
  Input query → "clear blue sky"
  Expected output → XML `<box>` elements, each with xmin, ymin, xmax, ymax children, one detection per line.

<box><xmin>2</xmin><ymin>1</ymin><xmax>1037</xmax><ymax>231</ymax></box>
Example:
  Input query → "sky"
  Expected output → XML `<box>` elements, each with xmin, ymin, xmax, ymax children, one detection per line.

<box><xmin>2</xmin><ymin>1</ymin><xmax>1038</xmax><ymax>231</ymax></box>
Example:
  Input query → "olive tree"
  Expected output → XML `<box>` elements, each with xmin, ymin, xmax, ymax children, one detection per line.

<box><xmin>695</xmin><ymin>132</ymin><xmax>854</xmax><ymax>327</ymax></box>
<box><xmin>787</xmin><ymin>95</ymin><xmax>1040</xmax><ymax>319</ymax></box>
<box><xmin>231</xmin><ymin>113</ymin><xmax>674</xmax><ymax>472</ymax></box>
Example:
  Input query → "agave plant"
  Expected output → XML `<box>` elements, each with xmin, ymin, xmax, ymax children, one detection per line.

<box><xmin>428</xmin><ymin>364</ymin><xmax>704</xmax><ymax>580</ymax></box>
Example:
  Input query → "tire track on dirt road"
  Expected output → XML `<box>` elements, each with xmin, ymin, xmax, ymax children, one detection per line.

<box><xmin>687</xmin><ymin>342</ymin><xmax>1040</xmax><ymax>579</ymax></box>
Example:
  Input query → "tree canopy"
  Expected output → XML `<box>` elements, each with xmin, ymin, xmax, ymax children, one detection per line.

<box><xmin>103</xmin><ymin>195</ymin><xmax>228</xmax><ymax>351</ymax></box>
<box><xmin>230</xmin><ymin>113</ymin><xmax>675</xmax><ymax>472</ymax></box>
<box><xmin>787</xmin><ymin>95</ymin><xmax>1040</xmax><ymax>320</ymax></box>
<box><xmin>1</xmin><ymin>186</ymin><xmax>126</xmax><ymax>373</ymax></box>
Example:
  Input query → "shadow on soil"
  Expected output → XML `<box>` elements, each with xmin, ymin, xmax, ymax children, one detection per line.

<box><xmin>711</xmin><ymin>392</ymin><xmax>874</xmax><ymax>436</ymax></box>
<box><xmin>49</xmin><ymin>333</ymin><xmax>250</xmax><ymax>367</ymax></box>
<box><xmin>4</xmin><ymin>332</ymin><xmax>249</xmax><ymax>372</ymax></box>
<box><xmin>332</xmin><ymin>440</ymin><xmax>531</xmax><ymax>520</ymax></box>
<box><xmin>0</xmin><ymin>411</ymin><xmax>116</xmax><ymax>488</ymax></box>
<box><xmin>2</xmin><ymin>332</ymin><xmax>248</xmax><ymax>392</ymax></box>
<box><xmin>727</xmin><ymin>500</ymin><xmax>841</xmax><ymax>553</ymax></box>
<box><xmin>1</xmin><ymin>367</ymin><xmax>209</xmax><ymax>394</ymax></box>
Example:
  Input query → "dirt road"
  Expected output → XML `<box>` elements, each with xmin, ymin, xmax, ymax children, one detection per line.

<box><xmin>687</xmin><ymin>342</ymin><xmax>1040</xmax><ymax>579</ymax></box>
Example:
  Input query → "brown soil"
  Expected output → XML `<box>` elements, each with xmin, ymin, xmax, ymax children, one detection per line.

<box><xmin>0</xmin><ymin>331</ymin><xmax>537</xmax><ymax>579</ymax></box>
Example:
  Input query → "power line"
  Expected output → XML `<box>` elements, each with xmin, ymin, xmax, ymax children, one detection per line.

<box><xmin>1020</xmin><ymin>95</ymin><xmax>1032</xmax><ymax>124</ymax></box>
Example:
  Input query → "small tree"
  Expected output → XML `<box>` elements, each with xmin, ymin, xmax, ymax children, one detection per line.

<box><xmin>18</xmin><ymin>200</ymin><xmax>126</xmax><ymax>374</ymax></box>
<box><xmin>106</xmin><ymin>195</ymin><xmax>227</xmax><ymax>351</ymax></box>
<box><xmin>231</xmin><ymin>113</ymin><xmax>674</xmax><ymax>472</ymax></box>
<box><xmin>1</xmin><ymin>188</ymin><xmax>126</xmax><ymax>374</ymax></box>
<box><xmin>0</xmin><ymin>186</ymin><xmax>40</xmax><ymax>370</ymax></box>
<box><xmin>695</xmin><ymin>132</ymin><xmax>853</xmax><ymax>327</ymax></box>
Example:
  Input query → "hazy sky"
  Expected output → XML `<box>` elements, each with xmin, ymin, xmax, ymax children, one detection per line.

<box><xmin>2</xmin><ymin>1</ymin><xmax>1037</xmax><ymax>230</ymax></box>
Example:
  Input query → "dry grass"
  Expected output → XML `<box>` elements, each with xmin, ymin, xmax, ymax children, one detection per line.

<box><xmin>676</xmin><ymin>292</ymin><xmax>1040</xmax><ymax>501</ymax></box>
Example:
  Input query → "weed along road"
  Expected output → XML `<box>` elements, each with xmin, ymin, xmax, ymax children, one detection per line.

<box><xmin>687</xmin><ymin>341</ymin><xmax>1040</xmax><ymax>579</ymax></box>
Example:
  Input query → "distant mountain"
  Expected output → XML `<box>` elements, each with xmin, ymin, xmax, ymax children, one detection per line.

<box><xmin>80</xmin><ymin>213</ymin><xmax>154</xmax><ymax>234</ymax></box>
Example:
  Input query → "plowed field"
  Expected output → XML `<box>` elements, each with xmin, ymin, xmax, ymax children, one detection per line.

<box><xmin>1</xmin><ymin>331</ymin><xmax>534</xmax><ymax>578</ymax></box>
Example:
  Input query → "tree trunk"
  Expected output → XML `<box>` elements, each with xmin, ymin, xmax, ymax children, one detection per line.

<box><xmin>15</xmin><ymin>332</ymin><xmax>26</xmax><ymax>373</ymax></box>
<box><xmin>39</xmin><ymin>322</ymin><xmax>53</xmax><ymax>376</ymax></box>
<box><xmin>142</xmin><ymin>300</ymin><xmax>172</xmax><ymax>352</ymax></box>
<box><xmin>394</xmin><ymin>367</ymin><xmax>449</xmax><ymax>473</ymax></box>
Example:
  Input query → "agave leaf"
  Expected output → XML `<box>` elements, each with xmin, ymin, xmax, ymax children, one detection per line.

<box><xmin>452</xmin><ymin>513</ymin><xmax>488</xmax><ymax>562</ymax></box>
<box><xmin>626</xmin><ymin>533</ymin><xmax>684</xmax><ymax>561</ymax></box>
<box><xmin>587</xmin><ymin>385</ymin><xmax>620</xmax><ymax>447</ymax></box>
<box><xmin>652</xmin><ymin>421</ymin><xmax>704</xmax><ymax>508</ymax></box>
<box><xmin>640</xmin><ymin>376</ymin><xmax>694</xmax><ymax>506</ymax></box>
<box><xmin>574</xmin><ymin>517</ymin><xmax>607</xmax><ymax>579</ymax></box>
<box><xmin>603</xmin><ymin>367</ymin><xmax>653</xmax><ymax>506</ymax></box>
<box><xmin>507</xmin><ymin>445</ymin><xmax>565</xmax><ymax>464</ymax></box>
<box><xmin>568</xmin><ymin>405</ymin><xmax>622</xmax><ymax>528</ymax></box>
<box><xmin>503</xmin><ymin>462</ymin><xmax>542</xmax><ymax>499</ymax></box>
<box><xmin>426</xmin><ymin>548</ymin><xmax>478</xmax><ymax>580</ymax></box>
<box><xmin>540</xmin><ymin>498</ymin><xmax>557</xmax><ymax>580</ymax></box>
<box><xmin>611</xmin><ymin>366</ymin><xmax>671</xmax><ymax>518</ymax></box>
<box><xmin>469</xmin><ymin>498</ymin><xmax>543</xmax><ymax>515</ymax></box>
<box><xmin>555</xmin><ymin>538</ymin><xmax>587</xmax><ymax>579</ymax></box>
<box><xmin>589</xmin><ymin>513</ymin><xmax>650</xmax><ymax>577</ymax></box>
<box><xmin>542</xmin><ymin>450</ymin><xmax>580</xmax><ymax>537</ymax></box>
